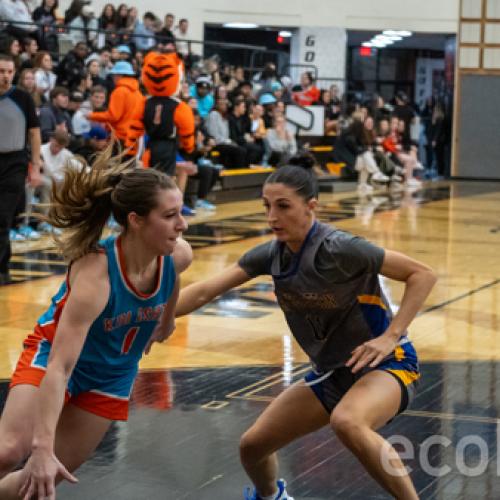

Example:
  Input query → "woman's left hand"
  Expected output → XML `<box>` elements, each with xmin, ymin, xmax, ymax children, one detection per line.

<box><xmin>144</xmin><ymin>321</ymin><xmax>176</xmax><ymax>355</ymax></box>
<box><xmin>345</xmin><ymin>334</ymin><xmax>399</xmax><ymax>374</ymax></box>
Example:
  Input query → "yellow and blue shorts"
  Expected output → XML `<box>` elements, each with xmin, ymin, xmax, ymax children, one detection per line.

<box><xmin>304</xmin><ymin>339</ymin><xmax>420</xmax><ymax>415</ymax></box>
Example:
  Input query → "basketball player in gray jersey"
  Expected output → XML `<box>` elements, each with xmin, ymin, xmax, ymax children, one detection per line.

<box><xmin>176</xmin><ymin>160</ymin><xmax>436</xmax><ymax>500</ymax></box>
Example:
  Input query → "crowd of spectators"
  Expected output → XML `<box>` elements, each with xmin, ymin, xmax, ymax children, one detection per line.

<box><xmin>0</xmin><ymin>0</ymin><xmax>449</xmax><ymax>237</ymax></box>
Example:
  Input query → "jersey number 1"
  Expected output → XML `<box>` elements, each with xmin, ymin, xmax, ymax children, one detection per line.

<box><xmin>122</xmin><ymin>327</ymin><xmax>140</xmax><ymax>354</ymax></box>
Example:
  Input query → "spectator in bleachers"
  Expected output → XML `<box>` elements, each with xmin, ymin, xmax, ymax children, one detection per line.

<box><xmin>249</xmin><ymin>103</ymin><xmax>266</xmax><ymax>142</ymax></box>
<box><xmin>206</xmin><ymin>98</ymin><xmax>246</xmax><ymax>169</ymax></box>
<box><xmin>430</xmin><ymin>100</ymin><xmax>446</xmax><ymax>177</ymax></box>
<box><xmin>134</xmin><ymin>49</ymin><xmax>144</xmax><ymax>66</ymax></box>
<box><xmin>86</xmin><ymin>54</ymin><xmax>107</xmax><ymax>87</ymax></box>
<box><xmin>187</xmin><ymin>111</ymin><xmax>219</xmax><ymax>211</ymax></box>
<box><xmin>115</xmin><ymin>3</ymin><xmax>129</xmax><ymax>31</ymax></box>
<box><xmin>97</xmin><ymin>48</ymin><xmax>113</xmax><ymax>79</ymax></box>
<box><xmin>278</xmin><ymin>75</ymin><xmax>294</xmax><ymax>104</ymax></box>
<box><xmin>332</xmin><ymin>119</ymin><xmax>388</xmax><ymax>190</ymax></box>
<box><xmin>254</xmin><ymin>62</ymin><xmax>278</xmax><ymax>97</ymax></box>
<box><xmin>0</xmin><ymin>36</ymin><xmax>21</xmax><ymax>70</ymax></box>
<box><xmin>88</xmin><ymin>60</ymin><xmax>142</xmax><ymax>150</ymax></box>
<box><xmin>292</xmin><ymin>71</ymin><xmax>320</xmax><ymax>106</ymax></box>
<box><xmin>214</xmin><ymin>84</ymin><xmax>228</xmax><ymax>100</ymax></box>
<box><xmin>190</xmin><ymin>75</ymin><xmax>214</xmax><ymax>119</ymax></box>
<box><xmin>38</xmin><ymin>129</ymin><xmax>74</xmax><ymax>229</ymax></box>
<box><xmin>258</xmin><ymin>93</ymin><xmax>277</xmax><ymax>128</ymax></box>
<box><xmin>56</xmin><ymin>41</ymin><xmax>87</xmax><ymax>89</ymax></box>
<box><xmin>156</xmin><ymin>12</ymin><xmax>175</xmax><ymax>45</ymax></box>
<box><xmin>116</xmin><ymin>44</ymin><xmax>131</xmax><ymax>61</ymax></box>
<box><xmin>34</xmin><ymin>50</ymin><xmax>56</xmax><ymax>100</ymax></box>
<box><xmin>32</xmin><ymin>0</ymin><xmax>58</xmax><ymax>50</ymax></box>
<box><xmin>393</xmin><ymin>91</ymin><xmax>415</xmax><ymax>145</ymax></box>
<box><xmin>174</xmin><ymin>18</ymin><xmax>190</xmax><ymax>57</ymax></box>
<box><xmin>98</xmin><ymin>3</ymin><xmax>116</xmax><ymax>29</ymax></box>
<box><xmin>372</xmin><ymin>94</ymin><xmax>391</xmax><ymax>123</ymax></box>
<box><xmin>0</xmin><ymin>0</ymin><xmax>39</xmax><ymax>43</ymax></box>
<box><xmin>98</xmin><ymin>3</ymin><xmax>117</xmax><ymax>47</ymax></box>
<box><xmin>19</xmin><ymin>37</ymin><xmax>38</xmax><ymax>69</ymax></box>
<box><xmin>39</xmin><ymin>86</ymin><xmax>73</xmax><ymax>142</ymax></box>
<box><xmin>381</xmin><ymin>116</ymin><xmax>421</xmax><ymax>188</ymax></box>
<box><xmin>265</xmin><ymin>114</ymin><xmax>297</xmax><ymax>166</ymax></box>
<box><xmin>72</xmin><ymin>124</ymin><xmax>110</xmax><ymax>162</ymax></box>
<box><xmin>365</xmin><ymin>115</ymin><xmax>403</xmax><ymax>189</ymax></box>
<box><xmin>67</xmin><ymin>90</ymin><xmax>84</xmax><ymax>117</ymax></box>
<box><xmin>233</xmin><ymin>66</ymin><xmax>245</xmax><ymax>85</ymax></box>
<box><xmin>32</xmin><ymin>0</ymin><xmax>58</xmax><ymax>26</ymax></box>
<box><xmin>17</xmin><ymin>68</ymin><xmax>44</xmax><ymax>108</ymax></box>
<box><xmin>420</xmin><ymin>95</ymin><xmax>434</xmax><ymax>168</ymax></box>
<box><xmin>126</xmin><ymin>6</ymin><xmax>139</xmax><ymax>32</ymax></box>
<box><xmin>270</xmin><ymin>81</ymin><xmax>283</xmax><ymax>102</ymax></box>
<box><xmin>320</xmin><ymin>89</ymin><xmax>340</xmax><ymax>135</ymax></box>
<box><xmin>72</xmin><ymin>70</ymin><xmax>92</xmax><ymax>97</ymax></box>
<box><xmin>68</xmin><ymin>4</ymin><xmax>98</xmax><ymax>47</ymax></box>
<box><xmin>133</xmin><ymin>11</ymin><xmax>157</xmax><ymax>51</ymax></box>
<box><xmin>230</xmin><ymin>79</ymin><xmax>253</xmax><ymax>103</ymax></box>
<box><xmin>164</xmin><ymin>13</ymin><xmax>175</xmax><ymax>33</ymax></box>
<box><xmin>73</xmin><ymin>84</ymin><xmax>107</xmax><ymax>136</ymax></box>
<box><xmin>229</xmin><ymin>96</ymin><xmax>263</xmax><ymax>166</ymax></box>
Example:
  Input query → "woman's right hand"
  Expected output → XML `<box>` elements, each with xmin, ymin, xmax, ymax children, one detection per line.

<box><xmin>19</xmin><ymin>447</ymin><xmax>78</xmax><ymax>500</ymax></box>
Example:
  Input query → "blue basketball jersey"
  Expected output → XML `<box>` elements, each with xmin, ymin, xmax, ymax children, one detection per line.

<box><xmin>36</xmin><ymin>235</ymin><xmax>176</xmax><ymax>376</ymax></box>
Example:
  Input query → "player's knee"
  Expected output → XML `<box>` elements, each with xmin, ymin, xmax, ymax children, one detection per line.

<box><xmin>239</xmin><ymin>429</ymin><xmax>267</xmax><ymax>462</ymax></box>
<box><xmin>0</xmin><ymin>438</ymin><xmax>26</xmax><ymax>474</ymax></box>
<box><xmin>330</xmin><ymin>408</ymin><xmax>362</xmax><ymax>442</ymax></box>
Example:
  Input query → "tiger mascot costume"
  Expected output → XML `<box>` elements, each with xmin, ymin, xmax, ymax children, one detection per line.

<box><xmin>127</xmin><ymin>51</ymin><xmax>195</xmax><ymax>175</ymax></box>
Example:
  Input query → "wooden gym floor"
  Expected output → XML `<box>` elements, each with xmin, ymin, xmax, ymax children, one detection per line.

<box><xmin>1</xmin><ymin>180</ymin><xmax>500</xmax><ymax>499</ymax></box>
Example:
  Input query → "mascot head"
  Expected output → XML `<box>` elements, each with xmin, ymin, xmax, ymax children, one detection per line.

<box><xmin>141</xmin><ymin>51</ymin><xmax>184</xmax><ymax>97</ymax></box>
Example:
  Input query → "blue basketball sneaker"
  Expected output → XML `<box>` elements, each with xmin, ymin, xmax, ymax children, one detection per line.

<box><xmin>244</xmin><ymin>479</ymin><xmax>293</xmax><ymax>500</ymax></box>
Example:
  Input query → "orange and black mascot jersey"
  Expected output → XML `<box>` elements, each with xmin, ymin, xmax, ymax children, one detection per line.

<box><xmin>127</xmin><ymin>51</ymin><xmax>195</xmax><ymax>175</ymax></box>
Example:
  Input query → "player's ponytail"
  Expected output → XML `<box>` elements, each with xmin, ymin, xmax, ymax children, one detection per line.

<box><xmin>44</xmin><ymin>145</ymin><xmax>176</xmax><ymax>262</ymax></box>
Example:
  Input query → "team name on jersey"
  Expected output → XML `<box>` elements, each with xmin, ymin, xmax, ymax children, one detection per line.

<box><xmin>103</xmin><ymin>305</ymin><xmax>165</xmax><ymax>332</ymax></box>
<box><xmin>277</xmin><ymin>291</ymin><xmax>337</xmax><ymax>312</ymax></box>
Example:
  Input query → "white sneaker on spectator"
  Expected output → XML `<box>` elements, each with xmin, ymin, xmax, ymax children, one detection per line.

<box><xmin>9</xmin><ymin>229</ymin><xmax>25</xmax><ymax>242</ymax></box>
<box><xmin>357</xmin><ymin>183</ymin><xmax>374</xmax><ymax>195</ymax></box>
<box><xmin>18</xmin><ymin>225</ymin><xmax>41</xmax><ymax>240</ymax></box>
<box><xmin>195</xmin><ymin>199</ymin><xmax>216</xmax><ymax>211</ymax></box>
<box><xmin>414</xmin><ymin>162</ymin><xmax>425</xmax><ymax>170</ymax></box>
<box><xmin>371</xmin><ymin>172</ymin><xmax>390</xmax><ymax>183</ymax></box>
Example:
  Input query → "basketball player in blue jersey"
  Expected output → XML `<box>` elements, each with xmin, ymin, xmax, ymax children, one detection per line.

<box><xmin>176</xmin><ymin>160</ymin><xmax>437</xmax><ymax>500</ymax></box>
<box><xmin>0</xmin><ymin>151</ymin><xmax>192</xmax><ymax>499</ymax></box>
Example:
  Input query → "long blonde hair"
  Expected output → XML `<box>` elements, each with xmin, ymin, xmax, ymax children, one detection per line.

<box><xmin>44</xmin><ymin>146</ymin><xmax>176</xmax><ymax>262</ymax></box>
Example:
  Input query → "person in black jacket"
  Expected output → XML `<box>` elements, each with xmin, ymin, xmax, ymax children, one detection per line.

<box><xmin>228</xmin><ymin>97</ymin><xmax>262</xmax><ymax>166</ymax></box>
<box><xmin>55</xmin><ymin>42</ymin><xmax>88</xmax><ymax>89</ymax></box>
<box><xmin>39</xmin><ymin>86</ymin><xmax>73</xmax><ymax>142</ymax></box>
<box><xmin>430</xmin><ymin>100</ymin><xmax>447</xmax><ymax>177</ymax></box>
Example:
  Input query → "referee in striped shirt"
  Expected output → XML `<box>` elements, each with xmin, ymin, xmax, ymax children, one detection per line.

<box><xmin>0</xmin><ymin>54</ymin><xmax>42</xmax><ymax>285</ymax></box>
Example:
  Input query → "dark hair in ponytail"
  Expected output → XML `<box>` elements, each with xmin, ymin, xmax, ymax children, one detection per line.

<box><xmin>264</xmin><ymin>152</ymin><xmax>318</xmax><ymax>201</ymax></box>
<box><xmin>43</xmin><ymin>145</ymin><xmax>176</xmax><ymax>261</ymax></box>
